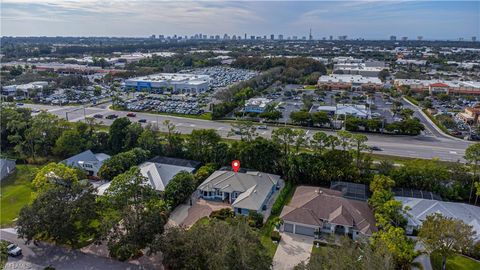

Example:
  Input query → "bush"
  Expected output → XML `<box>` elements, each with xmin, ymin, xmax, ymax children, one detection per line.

<box><xmin>271</xmin><ymin>182</ymin><xmax>293</xmax><ymax>216</ymax></box>
<box><xmin>209</xmin><ymin>208</ymin><xmax>234</xmax><ymax>220</ymax></box>
<box><xmin>467</xmin><ymin>241</ymin><xmax>480</xmax><ymax>260</ymax></box>
<box><xmin>248</xmin><ymin>211</ymin><xmax>264</xmax><ymax>228</ymax></box>
<box><xmin>108</xmin><ymin>242</ymin><xmax>142</xmax><ymax>261</ymax></box>
<box><xmin>98</xmin><ymin>148</ymin><xmax>149</xmax><ymax>180</ymax></box>
<box><xmin>270</xmin><ymin>231</ymin><xmax>281</xmax><ymax>242</ymax></box>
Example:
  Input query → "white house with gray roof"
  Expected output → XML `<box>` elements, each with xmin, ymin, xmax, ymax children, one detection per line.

<box><xmin>139</xmin><ymin>158</ymin><xmax>199</xmax><ymax>192</ymax></box>
<box><xmin>197</xmin><ymin>170</ymin><xmax>281</xmax><ymax>215</ymax></box>
<box><xmin>397</xmin><ymin>197</ymin><xmax>480</xmax><ymax>240</ymax></box>
<box><xmin>62</xmin><ymin>150</ymin><xmax>110</xmax><ymax>177</ymax></box>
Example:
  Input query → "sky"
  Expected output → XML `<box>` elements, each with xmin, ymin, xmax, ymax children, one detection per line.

<box><xmin>1</xmin><ymin>0</ymin><xmax>479</xmax><ymax>40</ymax></box>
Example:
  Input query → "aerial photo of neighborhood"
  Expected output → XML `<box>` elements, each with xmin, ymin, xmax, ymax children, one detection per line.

<box><xmin>1</xmin><ymin>1</ymin><xmax>480</xmax><ymax>270</ymax></box>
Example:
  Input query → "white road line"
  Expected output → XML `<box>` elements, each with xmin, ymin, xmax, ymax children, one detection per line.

<box><xmin>449</xmin><ymin>151</ymin><xmax>458</xmax><ymax>154</ymax></box>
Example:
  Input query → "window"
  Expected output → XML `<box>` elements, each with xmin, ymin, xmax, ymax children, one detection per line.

<box><xmin>237</xmin><ymin>208</ymin><xmax>242</xmax><ymax>214</ymax></box>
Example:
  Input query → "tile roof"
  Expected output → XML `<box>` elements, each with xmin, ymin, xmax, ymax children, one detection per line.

<box><xmin>281</xmin><ymin>186</ymin><xmax>377</xmax><ymax>235</ymax></box>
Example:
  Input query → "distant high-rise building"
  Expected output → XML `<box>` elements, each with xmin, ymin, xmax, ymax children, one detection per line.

<box><xmin>329</xmin><ymin>35</ymin><xmax>333</xmax><ymax>41</ymax></box>
<box><xmin>293</xmin><ymin>36</ymin><xmax>298</xmax><ymax>40</ymax></box>
<box><xmin>278</xmin><ymin>34</ymin><xmax>283</xmax><ymax>40</ymax></box>
<box><xmin>401</xmin><ymin>36</ymin><xmax>408</xmax><ymax>41</ymax></box>
<box><xmin>417</xmin><ymin>36</ymin><xmax>423</xmax><ymax>41</ymax></box>
<box><xmin>250</xmin><ymin>35</ymin><xmax>255</xmax><ymax>40</ymax></box>
<box><xmin>244</xmin><ymin>33</ymin><xmax>247</xmax><ymax>40</ymax></box>
<box><xmin>150</xmin><ymin>34</ymin><xmax>156</xmax><ymax>39</ymax></box>
<box><xmin>309</xmin><ymin>28</ymin><xmax>313</xmax><ymax>41</ymax></box>
<box><xmin>202</xmin><ymin>35</ymin><xmax>207</xmax><ymax>39</ymax></box>
<box><xmin>159</xmin><ymin>35</ymin><xmax>164</xmax><ymax>39</ymax></box>
<box><xmin>263</xmin><ymin>35</ymin><xmax>267</xmax><ymax>40</ymax></box>
<box><xmin>215</xmin><ymin>35</ymin><xmax>220</xmax><ymax>40</ymax></box>
<box><xmin>473</xmin><ymin>36</ymin><xmax>477</xmax><ymax>42</ymax></box>
<box><xmin>338</xmin><ymin>35</ymin><xmax>347</xmax><ymax>41</ymax></box>
<box><xmin>390</xmin><ymin>35</ymin><xmax>396</xmax><ymax>41</ymax></box>
<box><xmin>302</xmin><ymin>36</ymin><xmax>306</xmax><ymax>40</ymax></box>
<box><xmin>270</xmin><ymin>34</ymin><xmax>275</xmax><ymax>40</ymax></box>
<box><xmin>322</xmin><ymin>37</ymin><xmax>326</xmax><ymax>41</ymax></box>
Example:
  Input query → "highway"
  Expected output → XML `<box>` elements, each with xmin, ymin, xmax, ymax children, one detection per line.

<box><xmin>20</xmin><ymin>103</ymin><xmax>472</xmax><ymax>162</ymax></box>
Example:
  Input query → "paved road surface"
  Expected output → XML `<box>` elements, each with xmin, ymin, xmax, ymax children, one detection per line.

<box><xmin>0</xmin><ymin>229</ymin><xmax>148</xmax><ymax>270</ymax></box>
<box><xmin>20</xmin><ymin>103</ymin><xmax>472</xmax><ymax>162</ymax></box>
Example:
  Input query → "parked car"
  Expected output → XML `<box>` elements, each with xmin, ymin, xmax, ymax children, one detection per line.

<box><xmin>32</xmin><ymin>109</ymin><xmax>40</xmax><ymax>113</ymax></box>
<box><xmin>126</xmin><ymin>112</ymin><xmax>136</xmax><ymax>117</ymax></box>
<box><xmin>370</xmin><ymin>146</ymin><xmax>383</xmax><ymax>151</ymax></box>
<box><xmin>7</xmin><ymin>243</ymin><xmax>22</xmax><ymax>257</ymax></box>
<box><xmin>93</xmin><ymin>114</ymin><xmax>103</xmax><ymax>119</ymax></box>
<box><xmin>105</xmin><ymin>114</ymin><xmax>118</xmax><ymax>119</ymax></box>
<box><xmin>16</xmin><ymin>103</ymin><xmax>24</xmax><ymax>106</ymax></box>
<box><xmin>257</xmin><ymin>125</ymin><xmax>268</xmax><ymax>130</ymax></box>
<box><xmin>138</xmin><ymin>119</ymin><xmax>147</xmax><ymax>123</ymax></box>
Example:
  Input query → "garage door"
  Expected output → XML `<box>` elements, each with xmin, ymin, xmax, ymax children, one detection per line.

<box><xmin>284</xmin><ymin>223</ymin><xmax>294</xmax><ymax>233</ymax></box>
<box><xmin>295</xmin><ymin>225</ymin><xmax>315</xmax><ymax>236</ymax></box>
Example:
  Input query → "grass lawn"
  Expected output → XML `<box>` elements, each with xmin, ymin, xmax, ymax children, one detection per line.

<box><xmin>0</xmin><ymin>164</ymin><xmax>40</xmax><ymax>228</ymax></box>
<box><xmin>303</xmin><ymin>85</ymin><xmax>317</xmax><ymax>90</ymax></box>
<box><xmin>431</xmin><ymin>253</ymin><xmax>480</xmax><ymax>270</ymax></box>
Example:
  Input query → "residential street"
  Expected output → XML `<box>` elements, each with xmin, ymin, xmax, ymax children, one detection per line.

<box><xmin>0</xmin><ymin>229</ymin><xmax>153</xmax><ymax>270</ymax></box>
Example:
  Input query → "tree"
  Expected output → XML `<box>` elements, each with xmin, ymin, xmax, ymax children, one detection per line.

<box><xmin>418</xmin><ymin>213</ymin><xmax>475</xmax><ymax>270</ymax></box>
<box><xmin>229</xmin><ymin>137</ymin><xmax>282</xmax><ymax>174</ymax></box>
<box><xmin>137</xmin><ymin>127</ymin><xmax>161</xmax><ymax>155</ymax></box>
<box><xmin>228</xmin><ymin>121</ymin><xmax>258</xmax><ymax>142</ymax></box>
<box><xmin>465</xmin><ymin>143</ymin><xmax>480</xmax><ymax>203</ymax></box>
<box><xmin>310</xmin><ymin>111</ymin><xmax>330</xmax><ymax>127</ymax></box>
<box><xmin>123</xmin><ymin>123</ymin><xmax>143</xmax><ymax>151</ymax></box>
<box><xmin>324</xmin><ymin>135</ymin><xmax>340</xmax><ymax>151</ymax></box>
<box><xmin>156</xmin><ymin>220</ymin><xmax>271</xmax><ymax>270</ymax></box>
<box><xmin>163</xmin><ymin>120</ymin><xmax>184</xmax><ymax>157</ymax></box>
<box><xmin>272</xmin><ymin>127</ymin><xmax>296</xmax><ymax>157</ymax></box>
<box><xmin>32</xmin><ymin>162</ymin><xmax>84</xmax><ymax>196</ymax></box>
<box><xmin>186</xmin><ymin>129</ymin><xmax>221</xmax><ymax>164</ymax></box>
<box><xmin>101</xmin><ymin>167</ymin><xmax>168</xmax><ymax>260</ymax></box>
<box><xmin>108</xmin><ymin>117</ymin><xmax>131</xmax><ymax>154</ymax></box>
<box><xmin>350</xmin><ymin>134</ymin><xmax>368</xmax><ymax>168</ymax></box>
<box><xmin>290</xmin><ymin>111</ymin><xmax>310</xmax><ymax>126</ymax></box>
<box><xmin>310</xmin><ymin>131</ymin><xmax>328</xmax><ymax>153</ymax></box>
<box><xmin>337</xmin><ymin>130</ymin><xmax>352</xmax><ymax>151</ymax></box>
<box><xmin>24</xmin><ymin>112</ymin><xmax>68</xmax><ymax>159</ymax></box>
<box><xmin>53</xmin><ymin>129</ymin><xmax>86</xmax><ymax>157</ymax></box>
<box><xmin>17</xmin><ymin>183</ymin><xmax>99</xmax><ymax>247</ymax></box>
<box><xmin>295</xmin><ymin>237</ymin><xmax>394</xmax><ymax>270</ymax></box>
<box><xmin>371</xmin><ymin>226</ymin><xmax>416</xmax><ymax>270</ymax></box>
<box><xmin>164</xmin><ymin>171</ymin><xmax>196</xmax><ymax>209</ymax></box>
<box><xmin>98</xmin><ymin>148</ymin><xmax>149</xmax><ymax>180</ymax></box>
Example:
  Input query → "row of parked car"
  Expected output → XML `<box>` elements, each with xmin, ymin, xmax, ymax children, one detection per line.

<box><xmin>124</xmin><ymin>98</ymin><xmax>205</xmax><ymax>115</ymax></box>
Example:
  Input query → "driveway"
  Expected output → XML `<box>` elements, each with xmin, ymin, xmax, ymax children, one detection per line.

<box><xmin>0</xmin><ymin>229</ymin><xmax>157</xmax><ymax>270</ymax></box>
<box><xmin>179</xmin><ymin>199</ymin><xmax>230</xmax><ymax>228</ymax></box>
<box><xmin>273</xmin><ymin>232</ymin><xmax>314</xmax><ymax>270</ymax></box>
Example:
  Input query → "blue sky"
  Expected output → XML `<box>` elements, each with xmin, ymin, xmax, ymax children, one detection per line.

<box><xmin>1</xmin><ymin>1</ymin><xmax>479</xmax><ymax>40</ymax></box>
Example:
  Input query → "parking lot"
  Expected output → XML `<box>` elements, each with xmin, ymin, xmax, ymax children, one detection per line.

<box><xmin>180</xmin><ymin>66</ymin><xmax>257</xmax><ymax>89</ymax></box>
<box><xmin>124</xmin><ymin>94</ymin><xmax>207</xmax><ymax>115</ymax></box>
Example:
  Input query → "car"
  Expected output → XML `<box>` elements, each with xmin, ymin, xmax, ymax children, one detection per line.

<box><xmin>16</xmin><ymin>103</ymin><xmax>24</xmax><ymax>106</ymax></box>
<box><xmin>105</xmin><ymin>114</ymin><xmax>118</xmax><ymax>119</ymax></box>
<box><xmin>126</xmin><ymin>112</ymin><xmax>136</xmax><ymax>117</ymax></box>
<box><xmin>370</xmin><ymin>146</ymin><xmax>383</xmax><ymax>151</ymax></box>
<box><xmin>7</xmin><ymin>244</ymin><xmax>22</xmax><ymax>257</ymax></box>
<box><xmin>138</xmin><ymin>119</ymin><xmax>147</xmax><ymax>123</ymax></box>
<box><xmin>257</xmin><ymin>125</ymin><xmax>268</xmax><ymax>130</ymax></box>
<box><xmin>31</xmin><ymin>109</ymin><xmax>40</xmax><ymax>113</ymax></box>
<box><xmin>93</xmin><ymin>114</ymin><xmax>103</xmax><ymax>119</ymax></box>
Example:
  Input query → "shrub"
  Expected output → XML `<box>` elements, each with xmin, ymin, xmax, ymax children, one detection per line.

<box><xmin>248</xmin><ymin>211</ymin><xmax>264</xmax><ymax>228</ymax></box>
<box><xmin>209</xmin><ymin>208</ymin><xmax>234</xmax><ymax>220</ymax></box>
<box><xmin>270</xmin><ymin>231</ymin><xmax>281</xmax><ymax>242</ymax></box>
<box><xmin>271</xmin><ymin>182</ymin><xmax>293</xmax><ymax>216</ymax></box>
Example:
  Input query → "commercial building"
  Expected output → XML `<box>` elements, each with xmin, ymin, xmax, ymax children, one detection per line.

<box><xmin>458</xmin><ymin>106</ymin><xmax>480</xmax><ymax>125</ymax></box>
<box><xmin>1</xmin><ymin>81</ymin><xmax>48</xmax><ymax>97</ymax></box>
<box><xmin>311</xmin><ymin>104</ymin><xmax>370</xmax><ymax>119</ymax></box>
<box><xmin>318</xmin><ymin>74</ymin><xmax>383</xmax><ymax>91</ymax></box>
<box><xmin>394</xmin><ymin>79</ymin><xmax>480</xmax><ymax>95</ymax></box>
<box><xmin>280</xmin><ymin>186</ymin><xmax>377</xmax><ymax>240</ymax></box>
<box><xmin>124</xmin><ymin>73</ymin><xmax>210</xmax><ymax>94</ymax></box>
<box><xmin>244</xmin><ymin>98</ymin><xmax>273</xmax><ymax>113</ymax></box>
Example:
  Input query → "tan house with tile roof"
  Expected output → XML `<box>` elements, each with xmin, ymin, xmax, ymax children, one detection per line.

<box><xmin>280</xmin><ymin>186</ymin><xmax>377</xmax><ymax>240</ymax></box>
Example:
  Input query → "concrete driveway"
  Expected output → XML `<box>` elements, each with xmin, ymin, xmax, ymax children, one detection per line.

<box><xmin>273</xmin><ymin>232</ymin><xmax>314</xmax><ymax>270</ymax></box>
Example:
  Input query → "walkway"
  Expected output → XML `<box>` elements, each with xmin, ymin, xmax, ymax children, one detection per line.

<box><xmin>272</xmin><ymin>232</ymin><xmax>313</xmax><ymax>270</ymax></box>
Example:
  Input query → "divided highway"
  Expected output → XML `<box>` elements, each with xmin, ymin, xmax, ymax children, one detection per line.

<box><xmin>21</xmin><ymin>103</ymin><xmax>471</xmax><ymax>162</ymax></box>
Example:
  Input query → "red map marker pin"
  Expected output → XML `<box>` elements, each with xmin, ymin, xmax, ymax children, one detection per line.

<box><xmin>231</xmin><ymin>160</ymin><xmax>240</xmax><ymax>173</ymax></box>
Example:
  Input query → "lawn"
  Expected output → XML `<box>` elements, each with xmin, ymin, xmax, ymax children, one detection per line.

<box><xmin>431</xmin><ymin>253</ymin><xmax>480</xmax><ymax>270</ymax></box>
<box><xmin>0</xmin><ymin>164</ymin><xmax>40</xmax><ymax>227</ymax></box>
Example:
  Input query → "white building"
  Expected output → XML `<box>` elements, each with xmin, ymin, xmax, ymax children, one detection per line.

<box><xmin>397</xmin><ymin>197</ymin><xmax>480</xmax><ymax>240</ymax></box>
<box><xmin>124</xmin><ymin>73</ymin><xmax>210</xmax><ymax>94</ymax></box>
<box><xmin>318</xmin><ymin>74</ymin><xmax>383</xmax><ymax>91</ymax></box>
<box><xmin>312</xmin><ymin>104</ymin><xmax>370</xmax><ymax>118</ymax></box>
<box><xmin>62</xmin><ymin>150</ymin><xmax>110</xmax><ymax>177</ymax></box>
<box><xmin>244</xmin><ymin>98</ymin><xmax>272</xmax><ymax>113</ymax></box>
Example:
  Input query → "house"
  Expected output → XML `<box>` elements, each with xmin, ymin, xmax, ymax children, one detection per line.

<box><xmin>139</xmin><ymin>156</ymin><xmax>200</xmax><ymax>192</ymax></box>
<box><xmin>396</xmin><ymin>197</ymin><xmax>480</xmax><ymax>240</ymax></box>
<box><xmin>0</xmin><ymin>158</ymin><xmax>16</xmax><ymax>181</ymax></box>
<box><xmin>197</xmin><ymin>170</ymin><xmax>281</xmax><ymax>216</ymax></box>
<box><xmin>62</xmin><ymin>150</ymin><xmax>110</xmax><ymax>177</ymax></box>
<box><xmin>280</xmin><ymin>186</ymin><xmax>377</xmax><ymax>240</ymax></box>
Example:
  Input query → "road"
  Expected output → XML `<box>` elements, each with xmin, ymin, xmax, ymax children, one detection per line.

<box><xmin>0</xmin><ymin>229</ymin><xmax>149</xmax><ymax>270</ymax></box>
<box><xmin>20</xmin><ymin>103</ymin><xmax>471</xmax><ymax>162</ymax></box>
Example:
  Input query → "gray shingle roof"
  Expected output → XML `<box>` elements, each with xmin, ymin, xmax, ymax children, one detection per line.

<box><xmin>140</xmin><ymin>160</ymin><xmax>197</xmax><ymax>192</ymax></box>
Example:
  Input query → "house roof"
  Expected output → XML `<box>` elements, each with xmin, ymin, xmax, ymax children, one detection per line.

<box><xmin>430</xmin><ymin>83</ymin><xmax>449</xmax><ymax>87</ymax></box>
<box><xmin>281</xmin><ymin>186</ymin><xmax>377</xmax><ymax>235</ymax></box>
<box><xmin>62</xmin><ymin>150</ymin><xmax>110</xmax><ymax>166</ymax></box>
<box><xmin>139</xmin><ymin>160</ymin><xmax>197</xmax><ymax>192</ymax></box>
<box><xmin>198</xmin><ymin>170</ymin><xmax>281</xmax><ymax>211</ymax></box>
<box><xmin>148</xmin><ymin>156</ymin><xmax>201</xmax><ymax>169</ymax></box>
<box><xmin>396</xmin><ymin>196</ymin><xmax>480</xmax><ymax>240</ymax></box>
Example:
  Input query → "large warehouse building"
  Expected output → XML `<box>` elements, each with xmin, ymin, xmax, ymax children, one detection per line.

<box><xmin>124</xmin><ymin>73</ymin><xmax>210</xmax><ymax>94</ymax></box>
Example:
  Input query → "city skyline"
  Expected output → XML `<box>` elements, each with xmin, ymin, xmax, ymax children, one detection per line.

<box><xmin>1</xmin><ymin>0</ymin><xmax>479</xmax><ymax>40</ymax></box>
